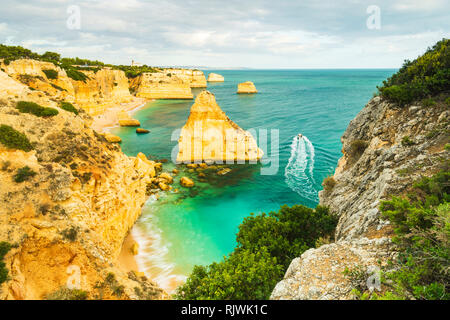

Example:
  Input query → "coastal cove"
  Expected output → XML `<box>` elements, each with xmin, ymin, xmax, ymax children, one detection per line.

<box><xmin>111</xmin><ymin>69</ymin><xmax>396</xmax><ymax>292</ymax></box>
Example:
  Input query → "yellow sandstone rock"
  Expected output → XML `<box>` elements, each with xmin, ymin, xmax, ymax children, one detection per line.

<box><xmin>130</xmin><ymin>72</ymin><xmax>194</xmax><ymax>99</ymax></box>
<box><xmin>164</xmin><ymin>69</ymin><xmax>207</xmax><ymax>88</ymax></box>
<box><xmin>180</xmin><ymin>176</ymin><xmax>195</xmax><ymax>187</ymax></box>
<box><xmin>104</xmin><ymin>133</ymin><xmax>122</xmax><ymax>143</ymax></box>
<box><xmin>207</xmin><ymin>73</ymin><xmax>224</xmax><ymax>82</ymax></box>
<box><xmin>237</xmin><ymin>81</ymin><xmax>258</xmax><ymax>94</ymax></box>
<box><xmin>177</xmin><ymin>91</ymin><xmax>263</xmax><ymax>163</ymax></box>
<box><xmin>118</xmin><ymin>111</ymin><xmax>141</xmax><ymax>127</ymax></box>
<box><xmin>130</xmin><ymin>241</ymin><xmax>139</xmax><ymax>256</ymax></box>
<box><xmin>159</xmin><ymin>172</ymin><xmax>174</xmax><ymax>184</ymax></box>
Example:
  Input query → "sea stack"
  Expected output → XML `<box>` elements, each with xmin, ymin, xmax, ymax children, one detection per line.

<box><xmin>207</xmin><ymin>73</ymin><xmax>225</xmax><ymax>82</ymax></box>
<box><xmin>177</xmin><ymin>90</ymin><xmax>263</xmax><ymax>163</ymax></box>
<box><xmin>237</xmin><ymin>81</ymin><xmax>257</xmax><ymax>94</ymax></box>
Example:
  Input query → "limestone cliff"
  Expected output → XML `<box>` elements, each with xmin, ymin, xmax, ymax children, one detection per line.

<box><xmin>70</xmin><ymin>68</ymin><xmax>134</xmax><ymax>115</ymax></box>
<box><xmin>237</xmin><ymin>81</ymin><xmax>257</xmax><ymax>94</ymax></box>
<box><xmin>129</xmin><ymin>72</ymin><xmax>194</xmax><ymax>100</ymax></box>
<box><xmin>271</xmin><ymin>96</ymin><xmax>449</xmax><ymax>300</ymax></box>
<box><xmin>177</xmin><ymin>90</ymin><xmax>263</xmax><ymax>163</ymax></box>
<box><xmin>1</xmin><ymin>59</ymin><xmax>134</xmax><ymax>116</ymax></box>
<box><xmin>0</xmin><ymin>74</ymin><xmax>166</xmax><ymax>300</ymax></box>
<box><xmin>164</xmin><ymin>69</ymin><xmax>207</xmax><ymax>88</ymax></box>
<box><xmin>207</xmin><ymin>73</ymin><xmax>224</xmax><ymax>82</ymax></box>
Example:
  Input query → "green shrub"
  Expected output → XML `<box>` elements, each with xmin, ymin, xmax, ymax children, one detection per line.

<box><xmin>401</xmin><ymin>136</ymin><xmax>415</xmax><ymax>146</ymax></box>
<box><xmin>0</xmin><ymin>242</ymin><xmax>12</xmax><ymax>285</ymax></box>
<box><xmin>42</xmin><ymin>69</ymin><xmax>58</xmax><ymax>80</ymax></box>
<box><xmin>0</xmin><ymin>124</ymin><xmax>33</xmax><ymax>151</ymax></box>
<box><xmin>176</xmin><ymin>204</ymin><xmax>337</xmax><ymax>300</ymax></box>
<box><xmin>16</xmin><ymin>101</ymin><xmax>59</xmax><ymax>117</ymax></box>
<box><xmin>322</xmin><ymin>176</ymin><xmax>337</xmax><ymax>193</ymax></box>
<box><xmin>445</xmin><ymin>143</ymin><xmax>450</xmax><ymax>151</ymax></box>
<box><xmin>60</xmin><ymin>102</ymin><xmax>79</xmax><ymax>115</ymax></box>
<box><xmin>445</xmin><ymin>97</ymin><xmax>450</xmax><ymax>107</ymax></box>
<box><xmin>46</xmin><ymin>287</ymin><xmax>88</xmax><ymax>300</ymax></box>
<box><xmin>421</xmin><ymin>98</ymin><xmax>436</xmax><ymax>107</ymax></box>
<box><xmin>65</xmin><ymin>68</ymin><xmax>89</xmax><ymax>82</ymax></box>
<box><xmin>13</xmin><ymin>166</ymin><xmax>37</xmax><ymax>183</ymax></box>
<box><xmin>378</xmin><ymin>171</ymin><xmax>450</xmax><ymax>300</ymax></box>
<box><xmin>50</xmin><ymin>83</ymin><xmax>65</xmax><ymax>91</ymax></box>
<box><xmin>61</xmin><ymin>227</ymin><xmax>79</xmax><ymax>242</ymax></box>
<box><xmin>378</xmin><ymin>39</ymin><xmax>450</xmax><ymax>106</ymax></box>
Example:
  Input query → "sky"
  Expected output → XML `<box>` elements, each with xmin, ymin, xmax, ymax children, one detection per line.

<box><xmin>0</xmin><ymin>0</ymin><xmax>449</xmax><ymax>69</ymax></box>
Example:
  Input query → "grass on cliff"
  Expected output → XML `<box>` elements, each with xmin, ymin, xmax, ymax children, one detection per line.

<box><xmin>378</xmin><ymin>38</ymin><xmax>450</xmax><ymax>106</ymax></box>
<box><xmin>16</xmin><ymin>101</ymin><xmax>59</xmax><ymax>117</ymax></box>
<box><xmin>0</xmin><ymin>124</ymin><xmax>33</xmax><ymax>152</ymax></box>
<box><xmin>175</xmin><ymin>204</ymin><xmax>337</xmax><ymax>300</ymax></box>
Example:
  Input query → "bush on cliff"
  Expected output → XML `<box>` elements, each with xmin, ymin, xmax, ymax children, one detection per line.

<box><xmin>16</xmin><ymin>101</ymin><xmax>59</xmax><ymax>117</ymax></box>
<box><xmin>60</xmin><ymin>102</ymin><xmax>79</xmax><ymax>115</ymax></box>
<box><xmin>13</xmin><ymin>166</ymin><xmax>37</xmax><ymax>183</ymax></box>
<box><xmin>175</xmin><ymin>205</ymin><xmax>337</xmax><ymax>300</ymax></box>
<box><xmin>42</xmin><ymin>69</ymin><xmax>58</xmax><ymax>80</ymax></box>
<box><xmin>0</xmin><ymin>242</ymin><xmax>12</xmax><ymax>285</ymax></box>
<box><xmin>377</xmin><ymin>171</ymin><xmax>450</xmax><ymax>300</ymax></box>
<box><xmin>378</xmin><ymin>38</ymin><xmax>450</xmax><ymax>106</ymax></box>
<box><xmin>0</xmin><ymin>124</ymin><xmax>33</xmax><ymax>152</ymax></box>
<box><xmin>64</xmin><ymin>67</ymin><xmax>89</xmax><ymax>82</ymax></box>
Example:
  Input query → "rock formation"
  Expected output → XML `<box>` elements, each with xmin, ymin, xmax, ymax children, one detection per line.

<box><xmin>271</xmin><ymin>96</ymin><xmax>449</xmax><ymax>300</ymax></box>
<box><xmin>118</xmin><ymin>111</ymin><xmax>141</xmax><ymax>127</ymax></box>
<box><xmin>0</xmin><ymin>72</ymin><xmax>166</xmax><ymax>300</ymax></box>
<box><xmin>1</xmin><ymin>59</ymin><xmax>134</xmax><ymax>116</ymax></box>
<box><xmin>207</xmin><ymin>73</ymin><xmax>224</xmax><ymax>82</ymax></box>
<box><xmin>164</xmin><ymin>69</ymin><xmax>207</xmax><ymax>88</ymax></box>
<box><xmin>177</xmin><ymin>91</ymin><xmax>263</xmax><ymax>163</ymax></box>
<box><xmin>237</xmin><ymin>81</ymin><xmax>258</xmax><ymax>94</ymax></box>
<box><xmin>130</xmin><ymin>72</ymin><xmax>194</xmax><ymax>100</ymax></box>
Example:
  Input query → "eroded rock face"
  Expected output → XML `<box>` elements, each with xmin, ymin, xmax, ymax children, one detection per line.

<box><xmin>177</xmin><ymin>91</ymin><xmax>263</xmax><ymax>163</ymax></box>
<box><xmin>207</xmin><ymin>73</ymin><xmax>224</xmax><ymax>82</ymax></box>
<box><xmin>271</xmin><ymin>96</ymin><xmax>449</xmax><ymax>300</ymax></box>
<box><xmin>130</xmin><ymin>72</ymin><xmax>194</xmax><ymax>99</ymax></box>
<box><xmin>237</xmin><ymin>81</ymin><xmax>257</xmax><ymax>94</ymax></box>
<box><xmin>164</xmin><ymin>69</ymin><xmax>207</xmax><ymax>88</ymax></box>
<box><xmin>0</xmin><ymin>89</ymin><xmax>165</xmax><ymax>299</ymax></box>
<box><xmin>1</xmin><ymin>59</ymin><xmax>134</xmax><ymax>116</ymax></box>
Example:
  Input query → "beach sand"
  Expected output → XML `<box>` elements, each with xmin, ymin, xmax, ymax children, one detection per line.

<box><xmin>91</xmin><ymin>97</ymin><xmax>149</xmax><ymax>133</ymax></box>
<box><xmin>117</xmin><ymin>232</ymin><xmax>140</xmax><ymax>273</ymax></box>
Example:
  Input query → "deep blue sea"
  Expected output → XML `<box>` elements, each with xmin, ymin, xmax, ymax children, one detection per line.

<box><xmin>111</xmin><ymin>69</ymin><xmax>395</xmax><ymax>291</ymax></box>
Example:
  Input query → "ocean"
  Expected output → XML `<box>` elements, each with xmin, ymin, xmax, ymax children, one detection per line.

<box><xmin>111</xmin><ymin>69</ymin><xmax>395</xmax><ymax>291</ymax></box>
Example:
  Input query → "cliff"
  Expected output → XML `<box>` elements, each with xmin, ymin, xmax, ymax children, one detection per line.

<box><xmin>177</xmin><ymin>90</ymin><xmax>263</xmax><ymax>163</ymax></box>
<box><xmin>0</xmin><ymin>73</ymin><xmax>166</xmax><ymax>300</ymax></box>
<box><xmin>1</xmin><ymin>59</ymin><xmax>134</xmax><ymax>116</ymax></box>
<box><xmin>237</xmin><ymin>81</ymin><xmax>257</xmax><ymax>94</ymax></box>
<box><xmin>129</xmin><ymin>72</ymin><xmax>194</xmax><ymax>100</ymax></box>
<box><xmin>164</xmin><ymin>69</ymin><xmax>207</xmax><ymax>88</ymax></box>
<box><xmin>271</xmin><ymin>95</ymin><xmax>449</xmax><ymax>300</ymax></box>
<box><xmin>207</xmin><ymin>73</ymin><xmax>224</xmax><ymax>82</ymax></box>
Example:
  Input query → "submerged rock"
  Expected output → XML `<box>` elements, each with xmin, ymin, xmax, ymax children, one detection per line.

<box><xmin>177</xmin><ymin>90</ymin><xmax>263</xmax><ymax>163</ymax></box>
<box><xmin>180</xmin><ymin>176</ymin><xmax>195</xmax><ymax>187</ymax></box>
<box><xmin>136</xmin><ymin>128</ymin><xmax>150</xmax><ymax>134</ymax></box>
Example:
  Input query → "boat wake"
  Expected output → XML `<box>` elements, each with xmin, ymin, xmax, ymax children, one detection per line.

<box><xmin>284</xmin><ymin>135</ymin><xmax>319</xmax><ymax>202</ymax></box>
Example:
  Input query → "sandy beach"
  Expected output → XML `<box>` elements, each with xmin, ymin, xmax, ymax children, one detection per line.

<box><xmin>117</xmin><ymin>232</ymin><xmax>140</xmax><ymax>273</ymax></box>
<box><xmin>91</xmin><ymin>97</ymin><xmax>149</xmax><ymax>133</ymax></box>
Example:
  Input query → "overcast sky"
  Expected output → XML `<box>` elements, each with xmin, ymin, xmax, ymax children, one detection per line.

<box><xmin>1</xmin><ymin>0</ymin><xmax>449</xmax><ymax>68</ymax></box>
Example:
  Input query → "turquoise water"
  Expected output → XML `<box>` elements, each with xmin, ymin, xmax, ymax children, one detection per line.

<box><xmin>111</xmin><ymin>69</ymin><xmax>395</xmax><ymax>290</ymax></box>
